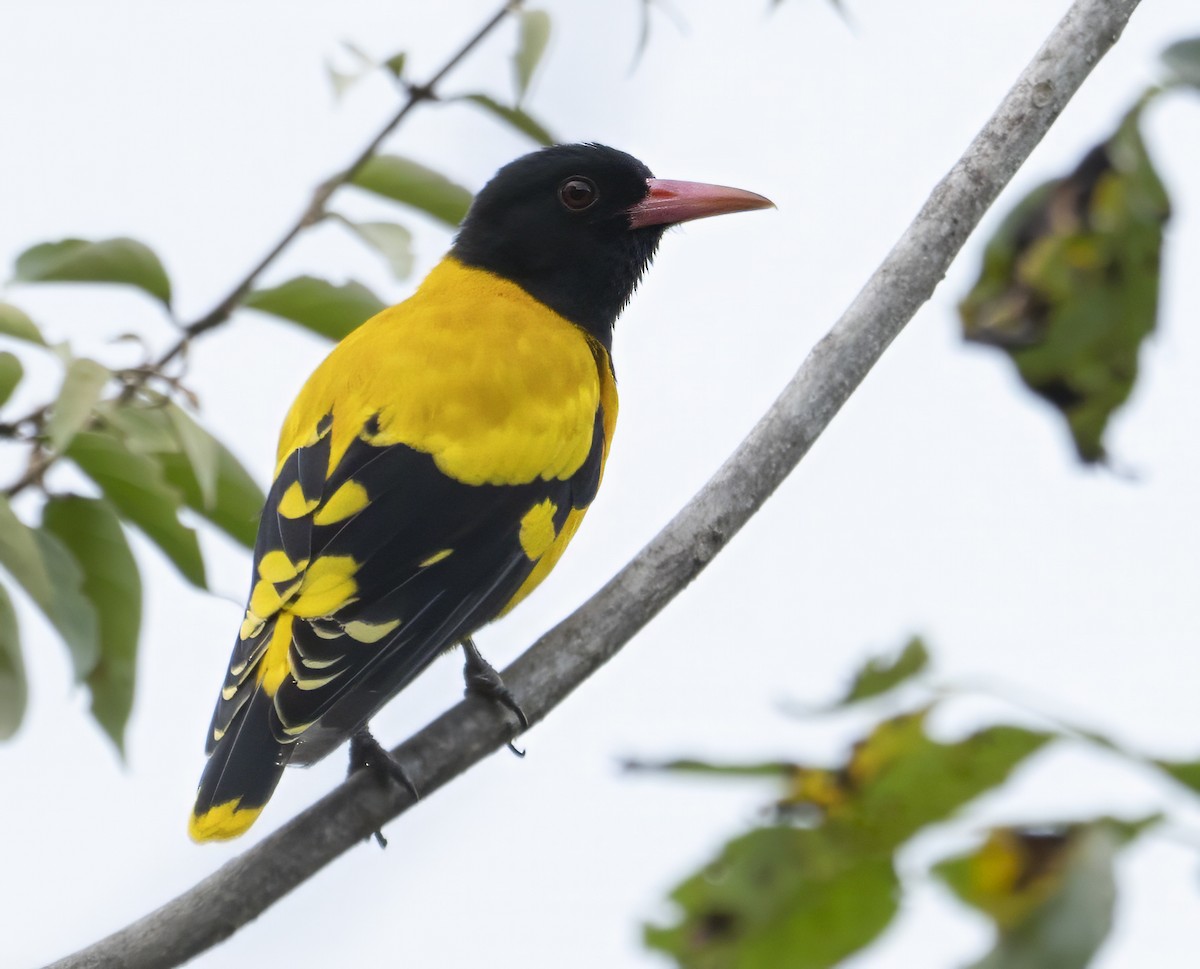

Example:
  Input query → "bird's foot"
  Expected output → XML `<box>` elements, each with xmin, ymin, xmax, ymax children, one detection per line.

<box><xmin>348</xmin><ymin>727</ymin><xmax>419</xmax><ymax>848</ymax></box>
<box><xmin>461</xmin><ymin>637</ymin><xmax>529</xmax><ymax>757</ymax></box>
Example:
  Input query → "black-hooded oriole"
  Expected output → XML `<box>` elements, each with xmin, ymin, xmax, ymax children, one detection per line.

<box><xmin>190</xmin><ymin>144</ymin><xmax>771</xmax><ymax>841</ymax></box>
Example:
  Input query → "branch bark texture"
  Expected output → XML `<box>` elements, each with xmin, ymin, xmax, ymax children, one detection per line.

<box><xmin>47</xmin><ymin>0</ymin><xmax>1143</xmax><ymax>966</ymax></box>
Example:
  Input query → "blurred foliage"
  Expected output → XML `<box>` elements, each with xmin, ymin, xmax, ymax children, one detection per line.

<box><xmin>959</xmin><ymin>100</ymin><xmax>1169</xmax><ymax>463</ymax></box>
<box><xmin>1160</xmin><ymin>36</ymin><xmax>1200</xmax><ymax>90</ymax></box>
<box><xmin>643</xmin><ymin>642</ymin><xmax>1194</xmax><ymax>969</ymax></box>
<box><xmin>935</xmin><ymin>817</ymin><xmax>1156</xmax><ymax>969</ymax></box>
<box><xmin>0</xmin><ymin>4</ymin><xmax>558</xmax><ymax>750</ymax></box>
<box><xmin>244</xmin><ymin>276</ymin><xmax>386</xmax><ymax>341</ymax></box>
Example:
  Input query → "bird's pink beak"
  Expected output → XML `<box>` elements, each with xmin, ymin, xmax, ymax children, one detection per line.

<box><xmin>626</xmin><ymin>178</ymin><xmax>775</xmax><ymax>229</ymax></box>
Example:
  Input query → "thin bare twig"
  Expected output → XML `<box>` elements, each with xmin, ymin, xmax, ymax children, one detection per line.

<box><xmin>159</xmin><ymin>0</ymin><xmax>520</xmax><ymax>360</ymax></box>
<box><xmin>43</xmin><ymin>0</ymin><xmax>1143</xmax><ymax>967</ymax></box>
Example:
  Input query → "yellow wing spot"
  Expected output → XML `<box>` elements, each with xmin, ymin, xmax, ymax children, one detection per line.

<box><xmin>343</xmin><ymin>618</ymin><xmax>402</xmax><ymax>644</ymax></box>
<box><xmin>419</xmin><ymin>548</ymin><xmax>454</xmax><ymax>567</ymax></box>
<box><xmin>249</xmin><ymin>577</ymin><xmax>301</xmax><ymax>620</ymax></box>
<box><xmin>293</xmin><ymin>669</ymin><xmax>346</xmax><ymax>691</ymax></box>
<box><xmin>313</xmin><ymin>480</ymin><xmax>370</xmax><ymax>526</ymax></box>
<box><xmin>220</xmin><ymin>683</ymin><xmax>239</xmax><ymax>701</ymax></box>
<box><xmin>282</xmin><ymin>720</ymin><xmax>314</xmax><ymax>738</ymax></box>
<box><xmin>256</xmin><ymin>614</ymin><xmax>296</xmax><ymax>697</ymax></box>
<box><xmin>290</xmin><ymin>555</ymin><xmax>359</xmax><ymax>618</ymax></box>
<box><xmin>519</xmin><ymin>499</ymin><xmax>559</xmax><ymax>560</ymax></box>
<box><xmin>258</xmin><ymin>550</ymin><xmax>306</xmax><ymax>584</ymax></box>
<box><xmin>278</xmin><ymin>481</ymin><xmax>320</xmax><ymax>520</ymax></box>
<box><xmin>238</xmin><ymin>611</ymin><xmax>265</xmax><ymax>641</ymax></box>
<box><xmin>211</xmin><ymin>725</ymin><xmax>226</xmax><ymax>743</ymax></box>
<box><xmin>189</xmin><ymin>799</ymin><xmax>263</xmax><ymax>843</ymax></box>
<box><xmin>299</xmin><ymin>652</ymin><xmax>342</xmax><ymax>670</ymax></box>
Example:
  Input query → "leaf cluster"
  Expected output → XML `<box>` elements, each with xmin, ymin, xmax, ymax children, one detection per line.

<box><xmin>643</xmin><ymin>640</ymin><xmax>1200</xmax><ymax>969</ymax></box>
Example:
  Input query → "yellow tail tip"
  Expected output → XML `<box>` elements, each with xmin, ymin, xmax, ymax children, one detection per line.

<box><xmin>189</xmin><ymin>800</ymin><xmax>264</xmax><ymax>843</ymax></box>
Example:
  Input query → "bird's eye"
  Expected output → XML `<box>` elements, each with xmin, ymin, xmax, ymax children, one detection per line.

<box><xmin>559</xmin><ymin>177</ymin><xmax>598</xmax><ymax>211</ymax></box>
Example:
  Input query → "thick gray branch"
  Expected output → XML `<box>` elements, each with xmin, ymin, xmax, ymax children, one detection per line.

<box><xmin>46</xmin><ymin>0</ymin><xmax>1143</xmax><ymax>966</ymax></box>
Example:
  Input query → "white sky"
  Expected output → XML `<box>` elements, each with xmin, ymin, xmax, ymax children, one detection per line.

<box><xmin>1</xmin><ymin>1</ymin><xmax>1198</xmax><ymax>967</ymax></box>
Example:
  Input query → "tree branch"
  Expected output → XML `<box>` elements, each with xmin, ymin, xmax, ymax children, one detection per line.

<box><xmin>44</xmin><ymin>0</ymin><xmax>1143</xmax><ymax>966</ymax></box>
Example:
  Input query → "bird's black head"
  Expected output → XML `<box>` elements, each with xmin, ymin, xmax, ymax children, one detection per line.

<box><xmin>452</xmin><ymin>144</ymin><xmax>664</xmax><ymax>348</ymax></box>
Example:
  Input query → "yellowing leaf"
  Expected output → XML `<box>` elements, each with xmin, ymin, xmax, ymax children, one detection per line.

<box><xmin>960</xmin><ymin>105</ymin><xmax>1169</xmax><ymax>463</ymax></box>
<box><xmin>935</xmin><ymin>819</ymin><xmax>1155</xmax><ymax>969</ymax></box>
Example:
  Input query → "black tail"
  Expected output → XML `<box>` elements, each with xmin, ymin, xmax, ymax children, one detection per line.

<box><xmin>190</xmin><ymin>688</ymin><xmax>293</xmax><ymax>842</ymax></box>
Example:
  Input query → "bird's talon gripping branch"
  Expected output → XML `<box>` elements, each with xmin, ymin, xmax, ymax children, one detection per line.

<box><xmin>348</xmin><ymin>728</ymin><xmax>420</xmax><ymax>800</ymax></box>
<box><xmin>345</xmin><ymin>729</ymin><xmax>417</xmax><ymax>849</ymax></box>
<box><xmin>461</xmin><ymin>636</ymin><xmax>531</xmax><ymax>739</ymax></box>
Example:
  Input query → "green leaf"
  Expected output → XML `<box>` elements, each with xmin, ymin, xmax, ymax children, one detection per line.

<box><xmin>158</xmin><ymin>437</ymin><xmax>264</xmax><ymax>550</ymax></box>
<box><xmin>96</xmin><ymin>400</ymin><xmax>180</xmax><ymax>454</ymax></box>
<box><xmin>624</xmin><ymin>758</ymin><xmax>796</xmax><ymax>779</ymax></box>
<box><xmin>935</xmin><ymin>819</ymin><xmax>1151</xmax><ymax>969</ymax></box>
<box><xmin>0</xmin><ymin>351</ymin><xmax>23</xmax><ymax>408</ymax></box>
<box><xmin>46</xmin><ymin>357</ymin><xmax>109</xmax><ymax>453</ymax></box>
<box><xmin>959</xmin><ymin>105</ymin><xmax>1169</xmax><ymax>463</ymax></box>
<box><xmin>1162</xmin><ymin>37</ymin><xmax>1200</xmax><ymax>90</ymax></box>
<box><xmin>775</xmin><ymin>711</ymin><xmax>1051</xmax><ymax>850</ymax></box>
<box><xmin>0</xmin><ymin>303</ymin><xmax>46</xmax><ymax>345</ymax></box>
<box><xmin>460</xmin><ymin>93</ymin><xmax>555</xmax><ymax>146</ymax></box>
<box><xmin>383</xmin><ymin>51</ymin><xmax>406</xmax><ymax>78</ymax></box>
<box><xmin>165</xmin><ymin>403</ymin><xmax>219</xmax><ymax>510</ymax></box>
<box><xmin>325</xmin><ymin>41</ymin><xmax>377</xmax><ymax>100</ymax></box>
<box><xmin>646</xmin><ymin>825</ymin><xmax>899</xmax><ymax>969</ymax></box>
<box><xmin>95</xmin><ymin>399</ymin><xmax>262</xmax><ymax>548</ymax></box>
<box><xmin>243</xmin><ymin>276</ymin><xmax>386</xmax><ymax>341</ymax></box>
<box><xmin>513</xmin><ymin>9</ymin><xmax>551</xmax><ymax>103</ymax></box>
<box><xmin>13</xmin><ymin>237</ymin><xmax>173</xmax><ymax>306</ymax></box>
<box><xmin>0</xmin><ymin>583</ymin><xmax>25</xmax><ymax>740</ymax></box>
<box><xmin>66</xmin><ymin>429</ymin><xmax>205</xmax><ymax>587</ymax></box>
<box><xmin>839</xmin><ymin>636</ymin><xmax>930</xmax><ymax>705</ymax></box>
<box><xmin>337</xmin><ymin>218</ymin><xmax>415</xmax><ymax>280</ymax></box>
<box><xmin>349</xmin><ymin>155</ymin><xmax>473</xmax><ymax>228</ymax></box>
<box><xmin>0</xmin><ymin>495</ymin><xmax>99</xmax><ymax>678</ymax></box>
<box><xmin>1153</xmin><ymin>758</ymin><xmax>1200</xmax><ymax>794</ymax></box>
<box><xmin>326</xmin><ymin>62</ymin><xmax>362</xmax><ymax>100</ymax></box>
<box><xmin>43</xmin><ymin>497</ymin><xmax>142</xmax><ymax>754</ymax></box>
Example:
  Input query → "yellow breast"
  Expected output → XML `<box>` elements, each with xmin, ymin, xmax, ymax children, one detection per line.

<box><xmin>276</xmin><ymin>256</ymin><xmax>612</xmax><ymax>489</ymax></box>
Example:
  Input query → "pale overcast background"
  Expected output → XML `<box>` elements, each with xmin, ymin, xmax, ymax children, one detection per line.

<box><xmin>2</xmin><ymin>2</ymin><xmax>1198</xmax><ymax>967</ymax></box>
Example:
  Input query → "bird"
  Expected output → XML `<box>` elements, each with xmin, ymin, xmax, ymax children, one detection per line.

<box><xmin>189</xmin><ymin>143</ymin><xmax>772</xmax><ymax>842</ymax></box>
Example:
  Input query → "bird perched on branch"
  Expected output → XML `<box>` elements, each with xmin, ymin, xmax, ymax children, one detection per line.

<box><xmin>190</xmin><ymin>143</ymin><xmax>772</xmax><ymax>842</ymax></box>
